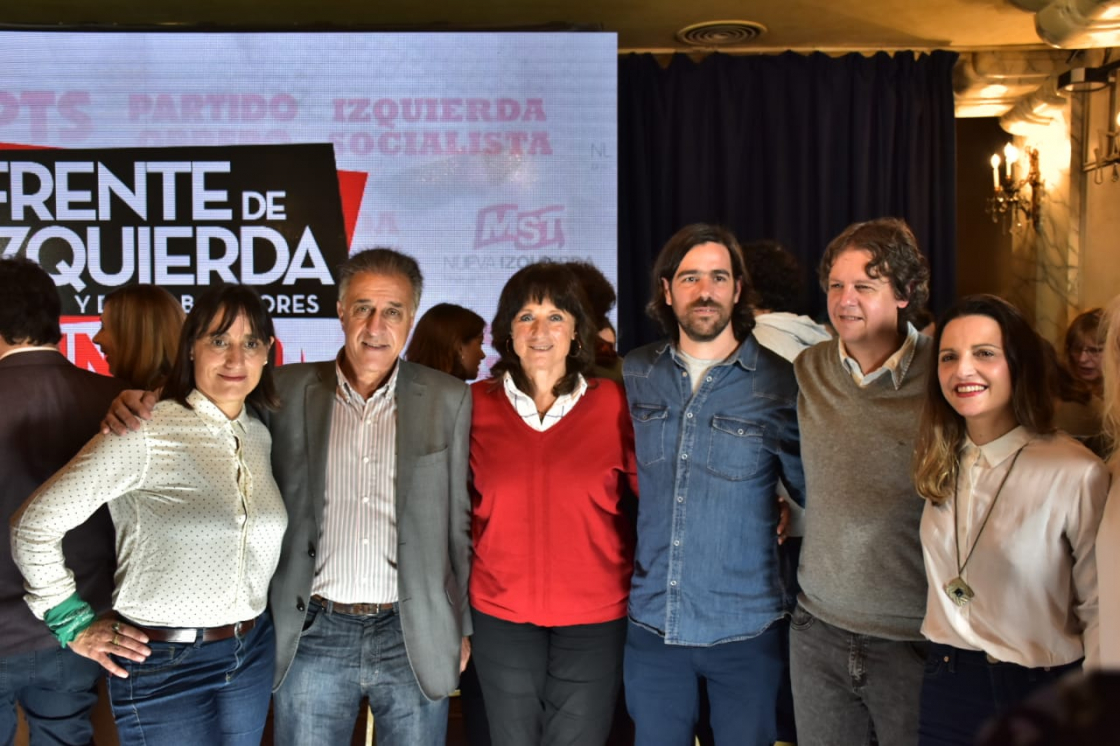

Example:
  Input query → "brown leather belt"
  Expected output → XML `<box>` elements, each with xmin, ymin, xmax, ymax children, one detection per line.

<box><xmin>131</xmin><ymin>617</ymin><xmax>257</xmax><ymax>644</ymax></box>
<box><xmin>311</xmin><ymin>594</ymin><xmax>395</xmax><ymax>616</ymax></box>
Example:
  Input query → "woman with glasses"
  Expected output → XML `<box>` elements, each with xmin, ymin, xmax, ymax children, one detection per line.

<box><xmin>1054</xmin><ymin>309</ymin><xmax>1106</xmax><ymax>454</ymax></box>
<box><xmin>11</xmin><ymin>284</ymin><xmax>287</xmax><ymax>746</ymax></box>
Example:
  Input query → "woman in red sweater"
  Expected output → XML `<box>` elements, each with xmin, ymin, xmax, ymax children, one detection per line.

<box><xmin>469</xmin><ymin>261</ymin><xmax>638</xmax><ymax>746</ymax></box>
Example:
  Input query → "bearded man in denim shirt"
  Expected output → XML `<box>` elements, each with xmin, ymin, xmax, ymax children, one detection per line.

<box><xmin>622</xmin><ymin>224</ymin><xmax>806</xmax><ymax>746</ymax></box>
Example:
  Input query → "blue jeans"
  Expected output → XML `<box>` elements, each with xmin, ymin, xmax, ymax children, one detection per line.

<box><xmin>272</xmin><ymin>599</ymin><xmax>448</xmax><ymax>746</ymax></box>
<box><xmin>108</xmin><ymin>613</ymin><xmax>274</xmax><ymax>746</ymax></box>
<box><xmin>0</xmin><ymin>645</ymin><xmax>101</xmax><ymax>746</ymax></box>
<box><xmin>789</xmin><ymin>604</ymin><xmax>926</xmax><ymax>746</ymax></box>
<box><xmin>624</xmin><ymin>618</ymin><xmax>783</xmax><ymax>746</ymax></box>
<box><xmin>919</xmin><ymin>643</ymin><xmax>1081</xmax><ymax>746</ymax></box>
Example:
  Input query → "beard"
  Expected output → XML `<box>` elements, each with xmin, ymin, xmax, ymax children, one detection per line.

<box><xmin>676</xmin><ymin>300</ymin><xmax>732</xmax><ymax>343</ymax></box>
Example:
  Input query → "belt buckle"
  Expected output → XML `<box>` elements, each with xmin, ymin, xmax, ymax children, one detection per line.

<box><xmin>233</xmin><ymin>620</ymin><xmax>244</xmax><ymax>636</ymax></box>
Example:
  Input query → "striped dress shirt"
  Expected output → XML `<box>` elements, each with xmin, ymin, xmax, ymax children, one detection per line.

<box><xmin>310</xmin><ymin>362</ymin><xmax>399</xmax><ymax>604</ymax></box>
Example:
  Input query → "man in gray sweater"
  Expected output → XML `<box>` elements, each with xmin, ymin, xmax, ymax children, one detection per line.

<box><xmin>790</xmin><ymin>218</ymin><xmax>932</xmax><ymax>746</ymax></box>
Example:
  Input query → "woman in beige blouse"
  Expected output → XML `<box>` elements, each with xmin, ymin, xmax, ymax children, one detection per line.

<box><xmin>11</xmin><ymin>283</ymin><xmax>287</xmax><ymax>746</ymax></box>
<box><xmin>911</xmin><ymin>294</ymin><xmax>1108</xmax><ymax>746</ymax></box>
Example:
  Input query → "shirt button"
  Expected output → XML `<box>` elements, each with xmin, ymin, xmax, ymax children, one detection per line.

<box><xmin>670</xmin><ymin>580</ymin><xmax>677</xmax><ymax>586</ymax></box>
<box><xmin>363</xmin><ymin>456</ymin><xmax>370</xmax><ymax>464</ymax></box>
<box><xmin>673</xmin><ymin>540</ymin><xmax>680</xmax><ymax>546</ymax></box>
<box><xmin>686</xmin><ymin>412</ymin><xmax>693</xmax><ymax>419</ymax></box>
<box><xmin>363</xmin><ymin>539</ymin><xmax>370</xmax><ymax>545</ymax></box>
<box><xmin>677</xmin><ymin>496</ymin><xmax>684</xmax><ymax>503</ymax></box>
<box><xmin>366</xmin><ymin>419</ymin><xmax>372</xmax><ymax>426</ymax></box>
<box><xmin>738</xmin><ymin>429</ymin><xmax>744</xmax><ymax>435</ymax></box>
<box><xmin>362</xmin><ymin>497</ymin><xmax>370</xmax><ymax>504</ymax></box>
<box><xmin>681</xmin><ymin>371</ymin><xmax>687</xmax><ymax>378</ymax></box>
<box><xmin>681</xmin><ymin>453</ymin><xmax>688</xmax><ymax>460</ymax></box>
<box><xmin>705</xmin><ymin>376</ymin><xmax>712</xmax><ymax>382</ymax></box>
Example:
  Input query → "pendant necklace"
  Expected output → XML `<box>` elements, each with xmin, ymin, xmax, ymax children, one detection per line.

<box><xmin>944</xmin><ymin>442</ymin><xmax>1028</xmax><ymax>607</ymax></box>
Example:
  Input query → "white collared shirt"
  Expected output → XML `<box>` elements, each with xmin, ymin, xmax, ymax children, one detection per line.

<box><xmin>920</xmin><ymin>426</ymin><xmax>1109</xmax><ymax>667</ymax></box>
<box><xmin>838</xmin><ymin>322</ymin><xmax>920</xmax><ymax>389</ymax></box>
<box><xmin>502</xmin><ymin>372</ymin><xmax>587</xmax><ymax>432</ymax></box>
<box><xmin>310</xmin><ymin>361</ymin><xmax>400</xmax><ymax>604</ymax></box>
<box><xmin>12</xmin><ymin>390</ymin><xmax>287</xmax><ymax>628</ymax></box>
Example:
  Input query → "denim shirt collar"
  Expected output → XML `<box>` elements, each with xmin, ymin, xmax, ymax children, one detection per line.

<box><xmin>658</xmin><ymin>334</ymin><xmax>760</xmax><ymax>373</ymax></box>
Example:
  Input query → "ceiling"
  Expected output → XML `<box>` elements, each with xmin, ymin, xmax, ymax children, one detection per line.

<box><xmin>4</xmin><ymin>0</ymin><xmax>1119</xmax><ymax>123</ymax></box>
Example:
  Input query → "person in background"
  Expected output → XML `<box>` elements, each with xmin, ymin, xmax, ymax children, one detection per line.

<box><xmin>469</xmin><ymin>261</ymin><xmax>637</xmax><ymax>746</ymax></box>
<box><xmin>0</xmin><ymin>257</ymin><xmax>125</xmax><ymax>746</ymax></box>
<box><xmin>405</xmin><ymin>302</ymin><xmax>487</xmax><ymax>381</ymax></box>
<box><xmin>741</xmin><ymin>240</ymin><xmax>831</xmax><ymax>363</ymax></box>
<box><xmin>93</xmin><ymin>284</ymin><xmax>185</xmax><ymax>390</ymax></box>
<box><xmin>1096</xmin><ymin>295</ymin><xmax>1120</xmax><ymax>668</ymax></box>
<box><xmin>740</xmin><ymin>239</ymin><xmax>831</xmax><ymax>745</ymax></box>
<box><xmin>1065</xmin><ymin>308</ymin><xmax>1104</xmax><ymax>396</ymax></box>
<box><xmin>12</xmin><ymin>283</ymin><xmax>287</xmax><ymax>745</ymax></box>
<box><xmin>912</xmin><ymin>294</ymin><xmax>1106</xmax><ymax>745</ymax></box>
<box><xmin>405</xmin><ymin>300</ymin><xmax>491</xmax><ymax>746</ymax></box>
<box><xmin>791</xmin><ymin>218</ymin><xmax>932</xmax><ymax>746</ymax></box>
<box><xmin>1042</xmin><ymin>338</ymin><xmax>1107</xmax><ymax>457</ymax></box>
<box><xmin>566</xmin><ymin>260</ymin><xmax>623</xmax><ymax>381</ymax></box>
<box><xmin>1054</xmin><ymin>309</ymin><xmax>1106</xmax><ymax>453</ymax></box>
<box><xmin>623</xmin><ymin>224</ymin><xmax>805</xmax><ymax>745</ymax></box>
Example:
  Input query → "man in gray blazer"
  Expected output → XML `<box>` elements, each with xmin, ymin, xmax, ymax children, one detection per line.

<box><xmin>264</xmin><ymin>248</ymin><xmax>472</xmax><ymax>745</ymax></box>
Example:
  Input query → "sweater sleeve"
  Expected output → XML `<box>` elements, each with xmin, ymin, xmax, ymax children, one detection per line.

<box><xmin>10</xmin><ymin>428</ymin><xmax>148</xmax><ymax>618</ymax></box>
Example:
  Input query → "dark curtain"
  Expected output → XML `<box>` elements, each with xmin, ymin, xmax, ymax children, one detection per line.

<box><xmin>617</xmin><ymin>50</ymin><xmax>959</xmax><ymax>351</ymax></box>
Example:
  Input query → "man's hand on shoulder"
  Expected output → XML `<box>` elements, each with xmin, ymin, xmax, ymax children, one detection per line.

<box><xmin>101</xmin><ymin>390</ymin><xmax>158</xmax><ymax>435</ymax></box>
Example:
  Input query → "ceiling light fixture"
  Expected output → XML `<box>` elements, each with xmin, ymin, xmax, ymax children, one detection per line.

<box><xmin>675</xmin><ymin>20</ymin><xmax>767</xmax><ymax>47</ymax></box>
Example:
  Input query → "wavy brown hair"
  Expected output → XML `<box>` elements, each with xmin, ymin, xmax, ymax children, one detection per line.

<box><xmin>488</xmin><ymin>262</ymin><xmax>595</xmax><ymax>397</ymax></box>
<box><xmin>646</xmin><ymin>223</ymin><xmax>756</xmax><ymax>343</ymax></box>
<box><xmin>913</xmin><ymin>295</ymin><xmax>1054</xmax><ymax>504</ymax></box>
<box><xmin>101</xmin><ymin>285</ymin><xmax>185</xmax><ymax>390</ymax></box>
<box><xmin>818</xmin><ymin>218</ymin><xmax>930</xmax><ymax>333</ymax></box>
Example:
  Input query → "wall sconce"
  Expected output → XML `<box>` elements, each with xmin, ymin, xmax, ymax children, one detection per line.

<box><xmin>986</xmin><ymin>143</ymin><xmax>1044</xmax><ymax>234</ymax></box>
<box><xmin>1059</xmin><ymin>61</ymin><xmax>1120</xmax><ymax>184</ymax></box>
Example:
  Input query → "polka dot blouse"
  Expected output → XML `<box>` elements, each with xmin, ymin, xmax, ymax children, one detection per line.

<box><xmin>11</xmin><ymin>390</ymin><xmax>288</xmax><ymax>628</ymax></box>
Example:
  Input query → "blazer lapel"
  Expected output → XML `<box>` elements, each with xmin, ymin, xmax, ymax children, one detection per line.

<box><xmin>305</xmin><ymin>362</ymin><xmax>335</xmax><ymax>526</ymax></box>
<box><xmin>394</xmin><ymin>361</ymin><xmax>426</xmax><ymax>515</ymax></box>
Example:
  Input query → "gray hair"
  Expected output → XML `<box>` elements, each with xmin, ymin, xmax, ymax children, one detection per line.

<box><xmin>337</xmin><ymin>248</ymin><xmax>424</xmax><ymax>310</ymax></box>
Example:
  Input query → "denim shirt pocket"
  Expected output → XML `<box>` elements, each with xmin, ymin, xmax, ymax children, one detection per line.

<box><xmin>631</xmin><ymin>404</ymin><xmax>669</xmax><ymax>466</ymax></box>
<box><xmin>706</xmin><ymin>416</ymin><xmax>764</xmax><ymax>480</ymax></box>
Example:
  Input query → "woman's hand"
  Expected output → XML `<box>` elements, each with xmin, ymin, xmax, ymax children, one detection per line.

<box><xmin>70</xmin><ymin>618</ymin><xmax>151</xmax><ymax>678</ymax></box>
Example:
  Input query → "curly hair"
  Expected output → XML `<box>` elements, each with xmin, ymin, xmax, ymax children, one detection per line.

<box><xmin>818</xmin><ymin>218</ymin><xmax>930</xmax><ymax>332</ymax></box>
<box><xmin>646</xmin><ymin>224</ymin><xmax>756</xmax><ymax>343</ymax></box>
<box><xmin>741</xmin><ymin>240</ymin><xmax>805</xmax><ymax>314</ymax></box>
<box><xmin>488</xmin><ymin>262</ymin><xmax>595</xmax><ymax>397</ymax></box>
<box><xmin>912</xmin><ymin>295</ymin><xmax>1054</xmax><ymax>504</ymax></box>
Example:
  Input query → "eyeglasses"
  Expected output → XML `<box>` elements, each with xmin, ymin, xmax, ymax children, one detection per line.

<box><xmin>1070</xmin><ymin>345</ymin><xmax>1103</xmax><ymax>357</ymax></box>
